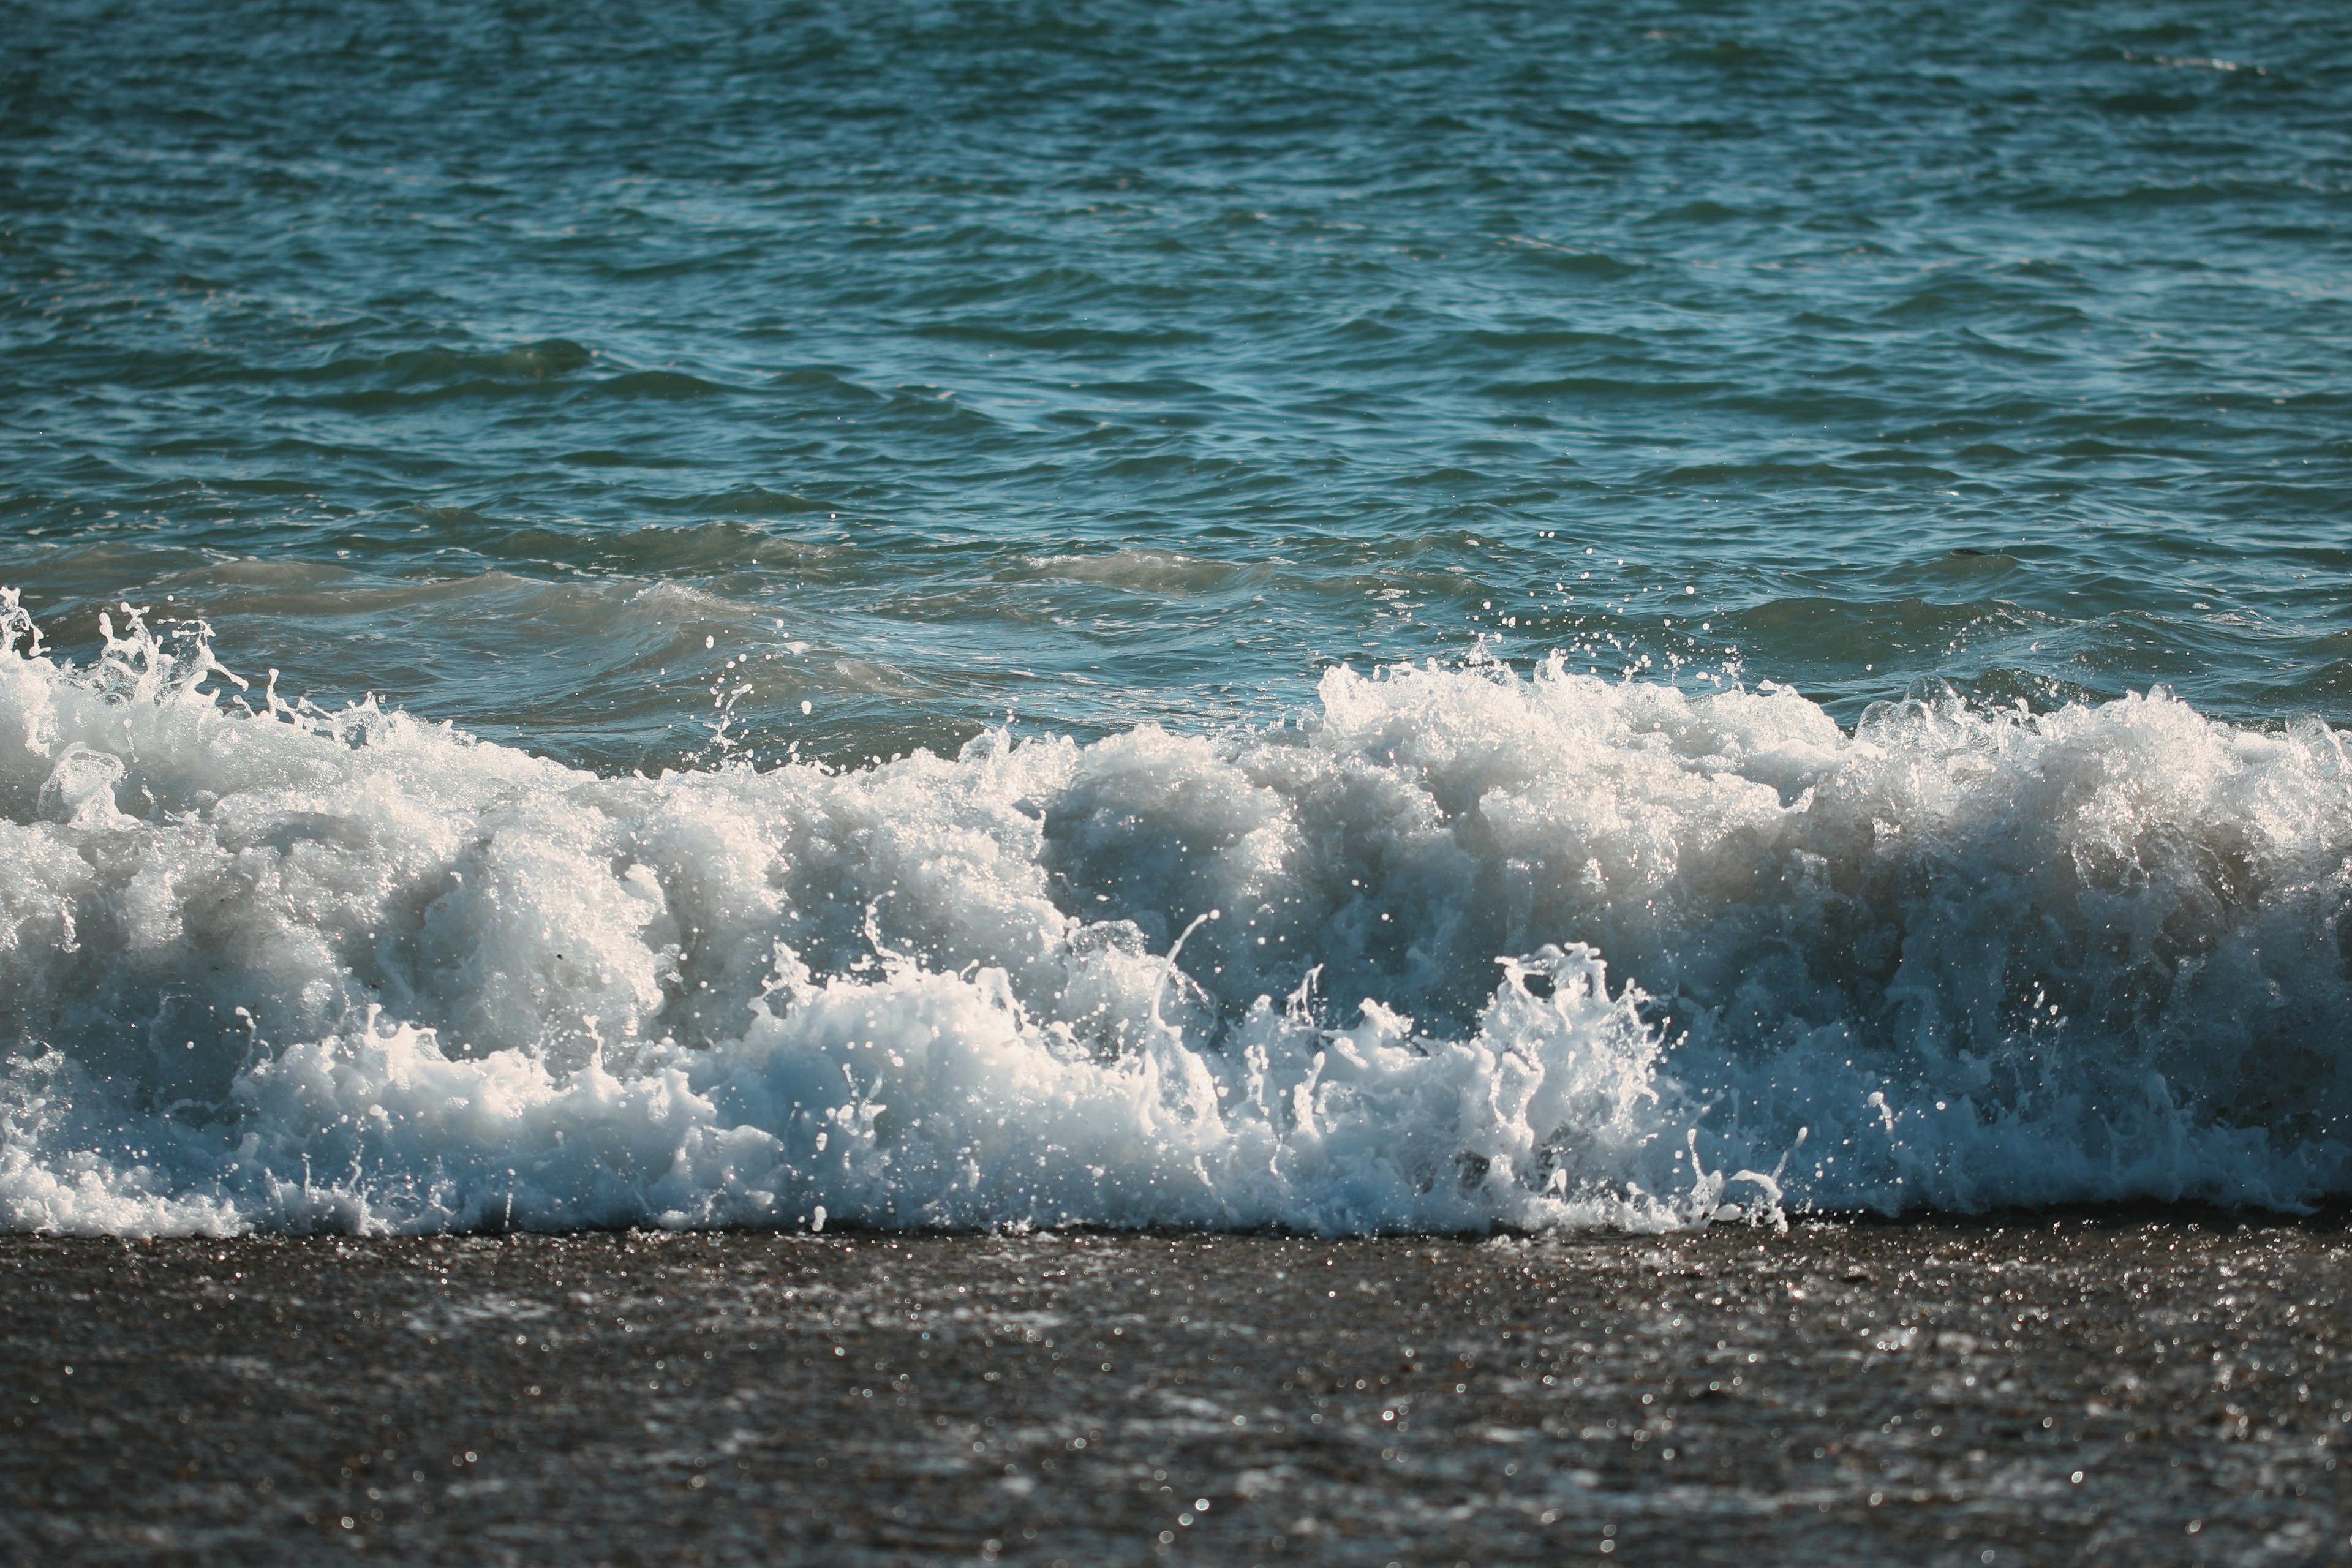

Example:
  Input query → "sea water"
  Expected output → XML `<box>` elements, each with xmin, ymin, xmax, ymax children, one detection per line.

<box><xmin>3</xmin><ymin>0</ymin><xmax>2348</xmax><ymax>1234</ymax></box>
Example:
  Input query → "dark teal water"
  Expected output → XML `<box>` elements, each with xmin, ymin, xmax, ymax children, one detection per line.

<box><xmin>7</xmin><ymin>0</ymin><xmax>2349</xmax><ymax>768</ymax></box>
<box><xmin>8</xmin><ymin>2</ymin><xmax>2352</xmax><ymax>1235</ymax></box>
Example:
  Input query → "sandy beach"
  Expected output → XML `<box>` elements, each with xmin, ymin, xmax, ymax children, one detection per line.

<box><xmin>4</xmin><ymin>1213</ymin><xmax>2345</xmax><ymax>1566</ymax></box>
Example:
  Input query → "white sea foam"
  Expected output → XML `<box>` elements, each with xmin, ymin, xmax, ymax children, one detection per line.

<box><xmin>2</xmin><ymin>589</ymin><xmax>2348</xmax><ymax>1236</ymax></box>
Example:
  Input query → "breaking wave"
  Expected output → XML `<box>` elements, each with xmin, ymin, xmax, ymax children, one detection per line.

<box><xmin>4</xmin><ymin>589</ymin><xmax>2349</xmax><ymax>1235</ymax></box>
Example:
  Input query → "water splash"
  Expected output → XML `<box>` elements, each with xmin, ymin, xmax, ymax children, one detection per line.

<box><xmin>1</xmin><ymin>598</ymin><xmax>2346</xmax><ymax>1235</ymax></box>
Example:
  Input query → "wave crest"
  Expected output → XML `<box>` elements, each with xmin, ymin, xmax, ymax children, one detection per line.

<box><xmin>2</xmin><ymin>592</ymin><xmax>2347</xmax><ymax>1234</ymax></box>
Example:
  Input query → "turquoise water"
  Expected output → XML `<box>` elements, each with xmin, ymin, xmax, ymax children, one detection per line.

<box><xmin>5</xmin><ymin>2</ymin><xmax>2352</xmax><ymax>1232</ymax></box>
<box><xmin>8</xmin><ymin>0</ymin><xmax>2348</xmax><ymax>764</ymax></box>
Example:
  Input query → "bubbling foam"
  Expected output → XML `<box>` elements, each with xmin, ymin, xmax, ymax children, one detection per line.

<box><xmin>1</xmin><ymin>590</ymin><xmax>2347</xmax><ymax>1235</ymax></box>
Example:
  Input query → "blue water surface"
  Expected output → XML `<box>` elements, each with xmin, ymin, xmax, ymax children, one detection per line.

<box><xmin>4</xmin><ymin>0</ymin><xmax>2348</xmax><ymax>768</ymax></box>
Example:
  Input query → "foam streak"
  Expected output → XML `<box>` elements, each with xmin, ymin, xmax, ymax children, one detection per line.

<box><xmin>2</xmin><ymin>594</ymin><xmax>2346</xmax><ymax>1235</ymax></box>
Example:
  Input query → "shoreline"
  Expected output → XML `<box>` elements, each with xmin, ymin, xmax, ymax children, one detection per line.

<box><xmin>6</xmin><ymin>1215</ymin><xmax>2345</xmax><ymax>1566</ymax></box>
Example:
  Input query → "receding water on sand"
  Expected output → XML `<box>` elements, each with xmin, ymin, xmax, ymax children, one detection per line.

<box><xmin>6</xmin><ymin>1216</ymin><xmax>2347</xmax><ymax>1566</ymax></box>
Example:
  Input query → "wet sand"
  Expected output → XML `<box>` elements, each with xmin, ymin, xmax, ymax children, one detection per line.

<box><xmin>4</xmin><ymin>1215</ymin><xmax>2346</xmax><ymax>1566</ymax></box>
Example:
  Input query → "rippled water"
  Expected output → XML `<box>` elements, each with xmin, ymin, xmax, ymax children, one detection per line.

<box><xmin>9</xmin><ymin>0</ymin><xmax>2349</xmax><ymax>761</ymax></box>
<box><xmin>4</xmin><ymin>2</ymin><xmax>2351</xmax><ymax>1233</ymax></box>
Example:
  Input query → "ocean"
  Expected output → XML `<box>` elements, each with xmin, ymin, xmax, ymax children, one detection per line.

<box><xmin>4</xmin><ymin>0</ymin><xmax>2351</xmax><ymax>1237</ymax></box>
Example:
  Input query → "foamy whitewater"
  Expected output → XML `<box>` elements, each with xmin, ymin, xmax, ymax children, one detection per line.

<box><xmin>3</xmin><ymin>589</ymin><xmax>2349</xmax><ymax>1237</ymax></box>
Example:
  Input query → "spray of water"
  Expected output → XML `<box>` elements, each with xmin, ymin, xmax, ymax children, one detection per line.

<box><xmin>2</xmin><ymin>592</ymin><xmax>2346</xmax><ymax>1235</ymax></box>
